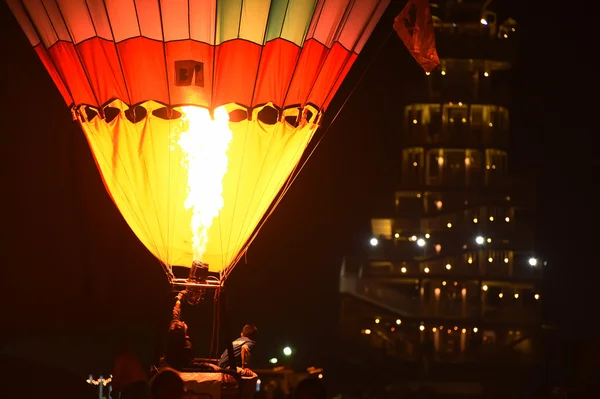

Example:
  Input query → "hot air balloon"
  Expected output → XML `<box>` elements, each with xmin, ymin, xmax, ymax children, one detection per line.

<box><xmin>7</xmin><ymin>0</ymin><xmax>389</xmax><ymax>291</ymax></box>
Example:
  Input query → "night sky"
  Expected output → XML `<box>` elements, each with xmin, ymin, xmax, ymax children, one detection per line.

<box><xmin>0</xmin><ymin>0</ymin><xmax>595</xmax><ymax>377</ymax></box>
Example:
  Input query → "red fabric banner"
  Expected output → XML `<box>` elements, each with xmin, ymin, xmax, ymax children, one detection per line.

<box><xmin>393</xmin><ymin>0</ymin><xmax>440</xmax><ymax>73</ymax></box>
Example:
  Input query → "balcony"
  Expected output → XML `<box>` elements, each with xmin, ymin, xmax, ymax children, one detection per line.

<box><xmin>403</xmin><ymin>125</ymin><xmax>509</xmax><ymax>149</ymax></box>
<box><xmin>435</xmin><ymin>27</ymin><xmax>517</xmax><ymax>62</ymax></box>
<box><xmin>359</xmin><ymin>254</ymin><xmax>542</xmax><ymax>283</ymax></box>
<box><xmin>340</xmin><ymin>271</ymin><xmax>541</xmax><ymax>325</ymax></box>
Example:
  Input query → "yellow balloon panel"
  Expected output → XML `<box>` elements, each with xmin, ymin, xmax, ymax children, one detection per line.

<box><xmin>79</xmin><ymin>101</ymin><xmax>318</xmax><ymax>273</ymax></box>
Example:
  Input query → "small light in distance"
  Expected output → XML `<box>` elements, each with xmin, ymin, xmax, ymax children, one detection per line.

<box><xmin>396</xmin><ymin>319</ymin><xmax>402</xmax><ymax>325</ymax></box>
<box><xmin>369</xmin><ymin>238</ymin><xmax>378</xmax><ymax>246</ymax></box>
<box><xmin>283</xmin><ymin>347</ymin><xmax>292</xmax><ymax>356</ymax></box>
<box><xmin>475</xmin><ymin>236</ymin><xmax>484</xmax><ymax>245</ymax></box>
<box><xmin>269</xmin><ymin>358</ymin><xmax>278</xmax><ymax>364</ymax></box>
<box><xmin>528</xmin><ymin>257</ymin><xmax>538</xmax><ymax>266</ymax></box>
<box><xmin>417</xmin><ymin>238</ymin><xmax>426</xmax><ymax>247</ymax></box>
<box><xmin>318</xmin><ymin>374</ymin><xmax>323</xmax><ymax>379</ymax></box>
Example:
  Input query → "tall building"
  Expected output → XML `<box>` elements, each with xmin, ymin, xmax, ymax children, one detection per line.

<box><xmin>339</xmin><ymin>0</ymin><xmax>542</xmax><ymax>378</ymax></box>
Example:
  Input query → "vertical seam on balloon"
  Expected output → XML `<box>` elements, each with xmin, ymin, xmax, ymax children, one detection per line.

<box><xmin>210</xmin><ymin>0</ymin><xmax>219</xmax><ymax>110</ymax></box>
<box><xmin>156</xmin><ymin>3</ymin><xmax>173</xmax><ymax>108</ymax></box>
<box><xmin>236</xmin><ymin>0</ymin><xmax>244</xmax><ymax>39</ymax></box>
<box><xmin>280</xmin><ymin>0</ymin><xmax>323</xmax><ymax>108</ymax></box>
<box><xmin>82</xmin><ymin>0</ymin><xmax>99</xmax><ymax>38</ymax></box>
<box><xmin>131</xmin><ymin>0</ymin><xmax>143</xmax><ymax>36</ymax></box>
<box><xmin>100</xmin><ymin>0</ymin><xmax>133</xmax><ymax>105</ymax></box>
<box><xmin>50</xmin><ymin>0</ymin><xmax>101</xmax><ymax>107</ymax></box>
<box><xmin>318</xmin><ymin>0</ymin><xmax>385</xmax><ymax>111</ymax></box>
<box><xmin>187</xmin><ymin>0</ymin><xmax>191</xmax><ymax>39</ymax></box>
<box><xmin>276</xmin><ymin>0</ymin><xmax>291</xmax><ymax>38</ymax></box>
<box><xmin>303</xmin><ymin>0</ymin><xmax>356</xmax><ymax>106</ymax></box>
<box><xmin>16</xmin><ymin>0</ymin><xmax>76</xmax><ymax>106</ymax></box>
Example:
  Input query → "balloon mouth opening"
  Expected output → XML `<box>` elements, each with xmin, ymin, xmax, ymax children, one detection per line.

<box><xmin>73</xmin><ymin>100</ymin><xmax>322</xmax><ymax>127</ymax></box>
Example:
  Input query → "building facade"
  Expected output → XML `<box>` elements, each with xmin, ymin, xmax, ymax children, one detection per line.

<box><xmin>339</xmin><ymin>0</ymin><xmax>542</xmax><ymax>370</ymax></box>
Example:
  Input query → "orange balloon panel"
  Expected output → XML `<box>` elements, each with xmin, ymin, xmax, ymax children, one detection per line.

<box><xmin>80</xmin><ymin>101</ymin><xmax>317</xmax><ymax>273</ymax></box>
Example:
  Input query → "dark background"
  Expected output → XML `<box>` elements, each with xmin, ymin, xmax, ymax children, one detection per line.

<box><xmin>0</xmin><ymin>0</ymin><xmax>595</xmax><ymax>380</ymax></box>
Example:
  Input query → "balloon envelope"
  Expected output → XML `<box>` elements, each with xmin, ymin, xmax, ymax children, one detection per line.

<box><xmin>8</xmin><ymin>0</ymin><xmax>389</xmax><ymax>275</ymax></box>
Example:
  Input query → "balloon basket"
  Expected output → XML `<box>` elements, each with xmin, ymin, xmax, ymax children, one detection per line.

<box><xmin>154</xmin><ymin>360</ymin><xmax>257</xmax><ymax>399</ymax></box>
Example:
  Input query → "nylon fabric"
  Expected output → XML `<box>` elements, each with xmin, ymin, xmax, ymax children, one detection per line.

<box><xmin>78</xmin><ymin>101</ymin><xmax>317</xmax><ymax>273</ymax></box>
